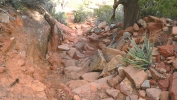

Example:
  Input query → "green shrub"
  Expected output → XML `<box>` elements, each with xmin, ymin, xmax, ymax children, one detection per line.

<box><xmin>139</xmin><ymin>0</ymin><xmax>177</xmax><ymax>19</ymax></box>
<box><xmin>11</xmin><ymin>0</ymin><xmax>26</xmax><ymax>12</ymax></box>
<box><xmin>73</xmin><ymin>8</ymin><xmax>87</xmax><ymax>23</ymax></box>
<box><xmin>56</xmin><ymin>12</ymin><xmax>68</xmax><ymax>25</ymax></box>
<box><xmin>122</xmin><ymin>36</ymin><xmax>154</xmax><ymax>70</ymax></box>
<box><xmin>94</xmin><ymin>5</ymin><xmax>122</xmax><ymax>24</ymax></box>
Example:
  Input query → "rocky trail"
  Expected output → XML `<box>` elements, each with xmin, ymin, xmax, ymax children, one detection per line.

<box><xmin>0</xmin><ymin>6</ymin><xmax>177</xmax><ymax>100</ymax></box>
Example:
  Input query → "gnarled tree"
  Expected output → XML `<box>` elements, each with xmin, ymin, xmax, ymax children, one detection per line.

<box><xmin>112</xmin><ymin>0</ymin><xmax>140</xmax><ymax>29</ymax></box>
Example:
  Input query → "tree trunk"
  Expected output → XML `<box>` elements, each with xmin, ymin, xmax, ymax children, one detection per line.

<box><xmin>123</xmin><ymin>0</ymin><xmax>140</xmax><ymax>29</ymax></box>
<box><xmin>112</xmin><ymin>0</ymin><xmax>140</xmax><ymax>29</ymax></box>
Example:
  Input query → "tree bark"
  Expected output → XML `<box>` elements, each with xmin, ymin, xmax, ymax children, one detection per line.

<box><xmin>112</xmin><ymin>0</ymin><xmax>140</xmax><ymax>29</ymax></box>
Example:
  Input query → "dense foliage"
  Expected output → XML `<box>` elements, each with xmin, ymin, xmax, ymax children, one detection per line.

<box><xmin>139</xmin><ymin>0</ymin><xmax>177</xmax><ymax>19</ymax></box>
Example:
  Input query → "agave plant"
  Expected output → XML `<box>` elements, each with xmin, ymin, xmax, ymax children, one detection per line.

<box><xmin>122</xmin><ymin>36</ymin><xmax>154</xmax><ymax>70</ymax></box>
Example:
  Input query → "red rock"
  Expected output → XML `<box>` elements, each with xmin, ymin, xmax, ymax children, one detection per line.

<box><xmin>58</xmin><ymin>44</ymin><xmax>70</xmax><ymax>51</ymax></box>
<box><xmin>147</xmin><ymin>22</ymin><xmax>163</xmax><ymax>34</ymax></box>
<box><xmin>149</xmin><ymin>67</ymin><xmax>166</xmax><ymax>80</ymax></box>
<box><xmin>98</xmin><ymin>21</ymin><xmax>107</xmax><ymax>29</ymax></box>
<box><xmin>125</xmin><ymin>26</ymin><xmax>134</xmax><ymax>33</ymax></box>
<box><xmin>156</xmin><ymin>54</ymin><xmax>161</xmax><ymax>63</ymax></box>
<box><xmin>73</xmin><ymin>51</ymin><xmax>85</xmax><ymax>60</ymax></box>
<box><xmin>158</xmin><ymin>45</ymin><xmax>174</xmax><ymax>57</ymax></box>
<box><xmin>66</xmin><ymin>80</ymin><xmax>89</xmax><ymax>89</ymax></box>
<box><xmin>102</xmin><ymin>47</ymin><xmax>126</xmax><ymax>62</ymax></box>
<box><xmin>139</xmin><ymin>90</ymin><xmax>146</xmax><ymax>98</ymax></box>
<box><xmin>169</xmin><ymin>72</ymin><xmax>177</xmax><ymax>100</ymax></box>
<box><xmin>165</xmin><ymin>65</ymin><xmax>171</xmax><ymax>72</ymax></box>
<box><xmin>123</xmin><ymin>65</ymin><xmax>148</xmax><ymax>89</ymax></box>
<box><xmin>133</xmin><ymin>23</ymin><xmax>139</xmax><ymax>31</ymax></box>
<box><xmin>67</xmin><ymin>47</ymin><xmax>77</xmax><ymax>58</ymax></box>
<box><xmin>81</xmin><ymin>72</ymin><xmax>100</xmax><ymax>82</ymax></box>
<box><xmin>83</xmin><ymin>44</ymin><xmax>94</xmax><ymax>51</ymax></box>
<box><xmin>172</xmin><ymin>26</ymin><xmax>177</xmax><ymax>35</ymax></box>
<box><xmin>2</xmin><ymin>37</ymin><xmax>15</xmax><ymax>52</ymax></box>
<box><xmin>158</xmin><ymin>79</ymin><xmax>169</xmax><ymax>91</ymax></box>
<box><xmin>47</xmin><ymin>53</ymin><xmax>61</xmax><ymax>68</ymax></box>
<box><xmin>138</xmin><ymin>28</ymin><xmax>145</xmax><ymax>34</ymax></box>
<box><xmin>146</xmin><ymin>88</ymin><xmax>162</xmax><ymax>100</ymax></box>
<box><xmin>126</xmin><ymin>95</ymin><xmax>138</xmax><ymax>100</ymax></box>
<box><xmin>73</xmin><ymin>95</ymin><xmax>81</xmax><ymax>100</ymax></box>
<box><xmin>107</xmin><ymin>77</ymin><xmax>119</xmax><ymax>87</ymax></box>
<box><xmin>64</xmin><ymin>66</ymin><xmax>86</xmax><ymax>79</ymax></box>
<box><xmin>106</xmin><ymin>89</ymin><xmax>120</xmax><ymax>99</ymax></box>
<box><xmin>150</xmin><ymin>80</ymin><xmax>156</xmax><ymax>86</ymax></box>
<box><xmin>89</xmin><ymin>33</ymin><xmax>100</xmax><ymax>42</ymax></box>
<box><xmin>72</xmin><ymin>76</ymin><xmax>112</xmax><ymax>99</ymax></box>
<box><xmin>119</xmin><ymin>78</ymin><xmax>134</xmax><ymax>96</ymax></box>
<box><xmin>0</xmin><ymin>67</ymin><xmax>6</xmax><ymax>73</ymax></box>
<box><xmin>157</xmin><ymin>61</ymin><xmax>165</xmax><ymax>68</ymax></box>
<box><xmin>160</xmin><ymin>91</ymin><xmax>170</xmax><ymax>100</ymax></box>
<box><xmin>172</xmin><ymin>58</ymin><xmax>177</xmax><ymax>69</ymax></box>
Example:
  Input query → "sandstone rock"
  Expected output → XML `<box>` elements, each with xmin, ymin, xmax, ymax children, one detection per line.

<box><xmin>105</xmin><ymin>26</ymin><xmax>110</xmax><ymax>31</ymax></box>
<box><xmin>152</xmin><ymin>48</ymin><xmax>160</xmax><ymax>56</ymax></box>
<box><xmin>58</xmin><ymin>44</ymin><xmax>70</xmax><ymax>51</ymax></box>
<box><xmin>72</xmin><ymin>76</ymin><xmax>112</xmax><ymax>98</ymax></box>
<box><xmin>101</xmin><ymin>98</ymin><xmax>114</xmax><ymax>100</ymax></box>
<box><xmin>106</xmin><ymin>89</ymin><xmax>120</xmax><ymax>98</ymax></box>
<box><xmin>173</xmin><ymin>35</ymin><xmax>177</xmax><ymax>41</ymax></box>
<box><xmin>149</xmin><ymin>79</ymin><xmax>157</xmax><ymax>85</ymax></box>
<box><xmin>88</xmin><ymin>49</ymin><xmax>107</xmax><ymax>71</ymax></box>
<box><xmin>119</xmin><ymin>78</ymin><xmax>134</xmax><ymax>96</ymax></box>
<box><xmin>73</xmin><ymin>51</ymin><xmax>85</xmax><ymax>60</ymax></box>
<box><xmin>2</xmin><ymin>37</ymin><xmax>15</xmax><ymax>52</ymax></box>
<box><xmin>160</xmin><ymin>91</ymin><xmax>170</xmax><ymax>100</ymax></box>
<box><xmin>89</xmin><ymin>33</ymin><xmax>100</xmax><ymax>42</ymax></box>
<box><xmin>172</xmin><ymin>26</ymin><xmax>177</xmax><ymax>35</ymax></box>
<box><xmin>100</xmin><ymin>55</ymin><xmax>125</xmax><ymax>76</ymax></box>
<box><xmin>172</xmin><ymin>58</ymin><xmax>177</xmax><ymax>69</ymax></box>
<box><xmin>115</xmin><ymin>37</ymin><xmax>126</xmax><ymax>49</ymax></box>
<box><xmin>125</xmin><ymin>26</ymin><xmax>134</xmax><ymax>33</ymax></box>
<box><xmin>162</xmin><ymin>27</ymin><xmax>168</xmax><ymax>31</ymax></box>
<box><xmin>64</xmin><ymin>66</ymin><xmax>85</xmax><ymax>79</ymax></box>
<box><xmin>98</xmin><ymin>21</ymin><xmax>107</xmax><ymax>29</ymax></box>
<box><xmin>126</xmin><ymin>95</ymin><xmax>138</xmax><ymax>100</ymax></box>
<box><xmin>0</xmin><ymin>12</ymin><xmax>9</xmax><ymax>23</ymax></box>
<box><xmin>102</xmin><ymin>47</ymin><xmax>126</xmax><ymax>62</ymax></box>
<box><xmin>73</xmin><ymin>95</ymin><xmax>81</xmax><ymax>100</ymax></box>
<box><xmin>117</xmin><ymin>93</ymin><xmax>126</xmax><ymax>100</ymax></box>
<box><xmin>158</xmin><ymin>79</ymin><xmax>169</xmax><ymax>91</ymax></box>
<box><xmin>158</xmin><ymin>45</ymin><xmax>174</xmax><ymax>57</ymax></box>
<box><xmin>157</xmin><ymin>61</ymin><xmax>165</xmax><ymax>68</ymax></box>
<box><xmin>169</xmin><ymin>72</ymin><xmax>177</xmax><ymax>100</ymax></box>
<box><xmin>62</xmin><ymin>59</ymin><xmax>77</xmax><ymax>67</ymax></box>
<box><xmin>141</xmin><ymin>80</ymin><xmax>150</xmax><ymax>89</ymax></box>
<box><xmin>133</xmin><ymin>23</ymin><xmax>139</xmax><ymax>31</ymax></box>
<box><xmin>47</xmin><ymin>53</ymin><xmax>61</xmax><ymax>68</ymax></box>
<box><xmin>67</xmin><ymin>47</ymin><xmax>77</xmax><ymax>58</ymax></box>
<box><xmin>81</xmin><ymin>72</ymin><xmax>100</xmax><ymax>82</ymax></box>
<box><xmin>66</xmin><ymin>80</ymin><xmax>89</xmax><ymax>89</ymax></box>
<box><xmin>123</xmin><ymin>65</ymin><xmax>148</xmax><ymax>89</ymax></box>
<box><xmin>123</xmin><ymin>32</ymin><xmax>131</xmax><ymax>39</ymax></box>
<box><xmin>107</xmin><ymin>77</ymin><xmax>119</xmax><ymax>87</ymax></box>
<box><xmin>139</xmin><ymin>90</ymin><xmax>146</xmax><ymax>98</ymax></box>
<box><xmin>137</xmin><ymin>19</ymin><xmax>147</xmax><ymax>29</ymax></box>
<box><xmin>94</xmin><ymin>27</ymin><xmax>102</xmax><ymax>34</ymax></box>
<box><xmin>83</xmin><ymin>44</ymin><xmax>94</xmax><ymax>51</ymax></box>
<box><xmin>107</xmin><ymin>75</ymin><xmax>123</xmax><ymax>87</ymax></box>
<box><xmin>118</xmin><ymin>66</ymin><xmax>126</xmax><ymax>79</ymax></box>
<box><xmin>149</xmin><ymin>67</ymin><xmax>166</xmax><ymax>80</ymax></box>
<box><xmin>0</xmin><ymin>67</ymin><xmax>6</xmax><ymax>73</ymax></box>
<box><xmin>74</xmin><ymin>41</ymin><xmax>85</xmax><ymax>51</ymax></box>
<box><xmin>146</xmin><ymin>88</ymin><xmax>162</xmax><ymax>100</ymax></box>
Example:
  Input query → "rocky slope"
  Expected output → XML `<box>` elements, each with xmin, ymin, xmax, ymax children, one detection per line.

<box><xmin>0</xmin><ymin>5</ymin><xmax>177</xmax><ymax>100</ymax></box>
